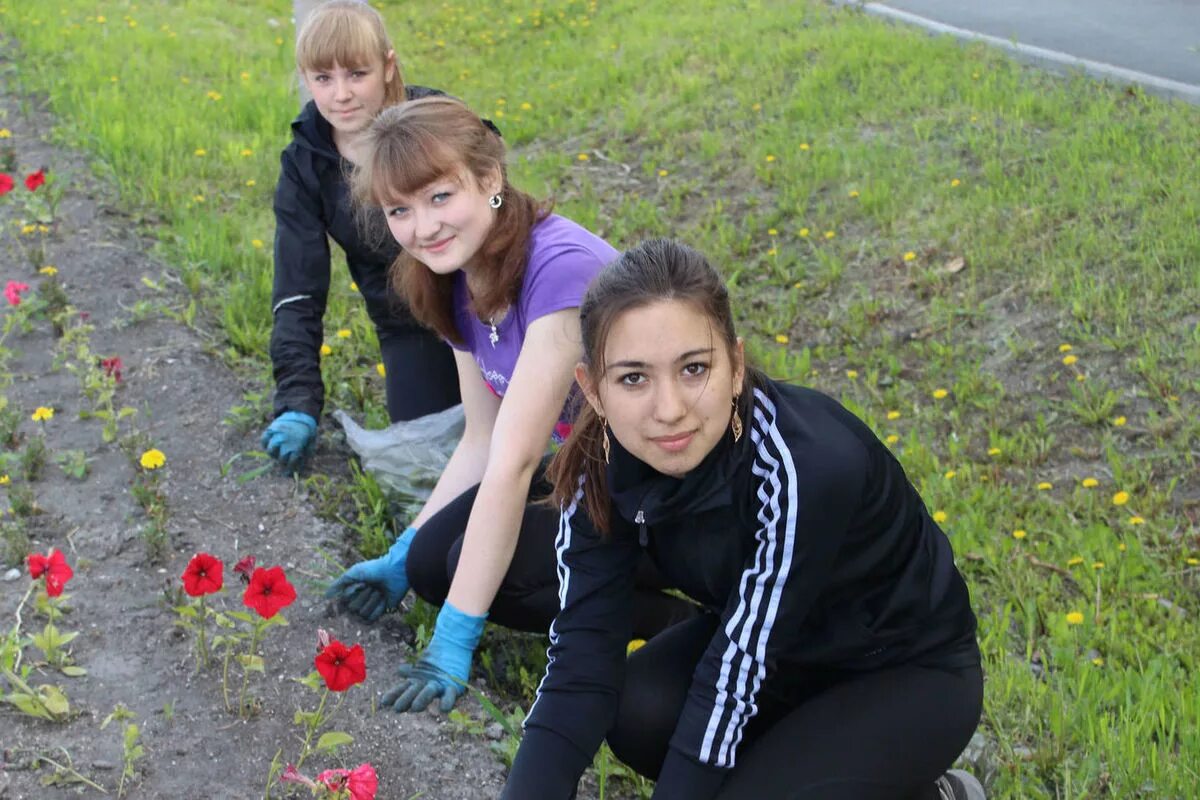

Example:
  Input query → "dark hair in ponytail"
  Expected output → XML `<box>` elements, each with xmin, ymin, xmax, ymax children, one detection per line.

<box><xmin>547</xmin><ymin>239</ymin><xmax>764</xmax><ymax>533</ymax></box>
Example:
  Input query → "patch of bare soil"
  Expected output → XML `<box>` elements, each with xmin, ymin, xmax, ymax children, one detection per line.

<box><xmin>0</xmin><ymin>85</ymin><xmax>525</xmax><ymax>800</ymax></box>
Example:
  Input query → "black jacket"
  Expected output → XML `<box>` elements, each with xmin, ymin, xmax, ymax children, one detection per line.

<box><xmin>503</xmin><ymin>380</ymin><xmax>980</xmax><ymax>800</ymax></box>
<box><xmin>268</xmin><ymin>88</ymin><xmax>441</xmax><ymax>420</ymax></box>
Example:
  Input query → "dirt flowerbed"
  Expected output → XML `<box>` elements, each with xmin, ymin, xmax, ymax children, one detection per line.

<box><xmin>0</xmin><ymin>86</ymin><xmax>521</xmax><ymax>799</ymax></box>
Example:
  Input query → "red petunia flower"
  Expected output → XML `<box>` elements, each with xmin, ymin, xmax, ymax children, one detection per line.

<box><xmin>0</xmin><ymin>173</ymin><xmax>13</xmax><ymax>195</ymax></box>
<box><xmin>5</xmin><ymin>280</ymin><xmax>30</xmax><ymax>307</ymax></box>
<box><xmin>100</xmin><ymin>357</ymin><xmax>123</xmax><ymax>383</ymax></box>
<box><xmin>28</xmin><ymin>549</ymin><xmax>73</xmax><ymax>597</ymax></box>
<box><xmin>232</xmin><ymin>554</ymin><xmax>256</xmax><ymax>583</ymax></box>
<box><xmin>314</xmin><ymin>639</ymin><xmax>366</xmax><ymax>692</ymax></box>
<box><xmin>24</xmin><ymin>170</ymin><xmax>45</xmax><ymax>191</ymax></box>
<box><xmin>243</xmin><ymin>565</ymin><xmax>296</xmax><ymax>619</ymax></box>
<box><xmin>181</xmin><ymin>552</ymin><xmax>223</xmax><ymax>597</ymax></box>
<box><xmin>315</xmin><ymin>764</ymin><xmax>377</xmax><ymax>800</ymax></box>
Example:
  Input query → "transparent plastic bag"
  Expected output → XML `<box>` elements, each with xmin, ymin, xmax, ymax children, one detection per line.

<box><xmin>332</xmin><ymin>404</ymin><xmax>464</xmax><ymax>503</ymax></box>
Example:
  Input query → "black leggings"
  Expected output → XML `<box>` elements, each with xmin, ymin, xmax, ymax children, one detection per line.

<box><xmin>406</xmin><ymin>465</ymin><xmax>697</xmax><ymax>636</ymax></box>
<box><xmin>377</xmin><ymin>325</ymin><xmax>460</xmax><ymax>422</ymax></box>
<box><xmin>608</xmin><ymin>615</ymin><xmax>983</xmax><ymax>799</ymax></box>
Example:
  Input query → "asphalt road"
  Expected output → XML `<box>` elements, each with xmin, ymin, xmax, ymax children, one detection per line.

<box><xmin>857</xmin><ymin>0</ymin><xmax>1200</xmax><ymax>101</ymax></box>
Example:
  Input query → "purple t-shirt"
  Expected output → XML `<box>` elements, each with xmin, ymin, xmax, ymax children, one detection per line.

<box><xmin>450</xmin><ymin>214</ymin><xmax>618</xmax><ymax>442</ymax></box>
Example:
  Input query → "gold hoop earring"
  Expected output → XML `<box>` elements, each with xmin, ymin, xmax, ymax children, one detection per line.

<box><xmin>730</xmin><ymin>397</ymin><xmax>743</xmax><ymax>443</ymax></box>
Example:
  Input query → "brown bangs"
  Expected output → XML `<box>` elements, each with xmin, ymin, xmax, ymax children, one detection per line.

<box><xmin>366</xmin><ymin>133</ymin><xmax>462</xmax><ymax>207</ymax></box>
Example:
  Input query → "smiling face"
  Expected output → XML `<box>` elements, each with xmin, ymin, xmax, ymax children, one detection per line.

<box><xmin>303</xmin><ymin>55</ymin><xmax>395</xmax><ymax>137</ymax></box>
<box><xmin>580</xmin><ymin>299</ymin><xmax>745</xmax><ymax>478</ymax></box>
<box><xmin>382</xmin><ymin>167</ymin><xmax>502</xmax><ymax>275</ymax></box>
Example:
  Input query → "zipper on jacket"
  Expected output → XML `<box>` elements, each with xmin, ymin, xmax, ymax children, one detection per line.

<box><xmin>635</xmin><ymin>510</ymin><xmax>648</xmax><ymax>547</ymax></box>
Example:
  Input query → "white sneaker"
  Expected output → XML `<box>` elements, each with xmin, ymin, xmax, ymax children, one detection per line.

<box><xmin>935</xmin><ymin>769</ymin><xmax>986</xmax><ymax>800</ymax></box>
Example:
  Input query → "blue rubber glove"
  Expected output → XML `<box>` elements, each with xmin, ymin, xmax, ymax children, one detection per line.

<box><xmin>382</xmin><ymin>600</ymin><xmax>487</xmax><ymax>714</ymax></box>
<box><xmin>260</xmin><ymin>411</ymin><xmax>318</xmax><ymax>468</ymax></box>
<box><xmin>324</xmin><ymin>526</ymin><xmax>417</xmax><ymax>622</ymax></box>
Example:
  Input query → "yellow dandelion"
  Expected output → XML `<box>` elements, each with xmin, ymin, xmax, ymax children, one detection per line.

<box><xmin>1092</xmin><ymin>561</ymin><xmax>1105</xmax><ymax>570</ymax></box>
<box><xmin>751</xmin><ymin>103</ymin><xmax>762</xmax><ymax>112</ymax></box>
<box><xmin>932</xmin><ymin>388</ymin><xmax>949</xmax><ymax>400</ymax></box>
<box><xmin>1062</xmin><ymin>354</ymin><xmax>1078</xmax><ymax>366</ymax></box>
<box><xmin>128</xmin><ymin>19</ymin><xmax>137</xmax><ymax>27</ymax></box>
<box><xmin>799</xmin><ymin>228</ymin><xmax>810</xmax><ymax>238</ymax></box>
<box><xmin>1128</xmin><ymin>516</ymin><xmax>1145</xmax><ymax>526</ymax></box>
<box><xmin>0</xmin><ymin>475</ymin><xmax>9</xmax><ymax>485</ymax></box>
<box><xmin>657</xmin><ymin>169</ymin><xmax>669</xmax><ymax>177</ymax></box>
<box><xmin>824</xmin><ymin>230</ymin><xmax>835</xmax><ymax>240</ymax></box>
<box><xmin>349</xmin><ymin>282</ymin><xmax>359</xmax><ymax>292</ymax></box>
<box><xmin>246</xmin><ymin>179</ymin><xmax>256</xmax><ymax>187</ymax></box>
<box><xmin>376</xmin><ymin>363</ymin><xmax>387</xmax><ymax>378</ymax></box>
<box><xmin>493</xmin><ymin>109</ymin><xmax>505</xmax><ymax>119</ymax></box>
<box><xmin>799</xmin><ymin>143</ymin><xmax>810</xmax><ymax>151</ymax></box>
<box><xmin>1075</xmin><ymin>374</ymin><xmax>1086</xmax><ymax>382</ymax></box>
<box><xmin>1059</xmin><ymin>343</ymin><xmax>1073</xmax><ymax>353</ymax></box>
<box><xmin>1118</xmin><ymin>543</ymin><xmax>1126</xmax><ymax>551</ymax></box>
<box><xmin>180</xmin><ymin>76</ymin><xmax>191</xmax><ymax>84</ymax></box>
<box><xmin>1037</xmin><ymin>482</ymin><xmax>1052</xmax><ymax>491</ymax></box>
<box><xmin>275</xmin><ymin>37</ymin><xmax>284</xmax><ymax>45</ymax></box>
<box><xmin>319</xmin><ymin>344</ymin><xmax>332</xmax><ymax>356</ymax></box>
<box><xmin>240</xmin><ymin>71</ymin><xmax>251</xmax><ymax>80</ymax></box>
<box><xmin>32</xmin><ymin>407</ymin><xmax>54</xmax><ymax>422</ymax></box>
<box><xmin>765</xmin><ymin>154</ymin><xmax>776</xmax><ymax>163</ymax></box>
<box><xmin>577</xmin><ymin>153</ymin><xmax>589</xmax><ymax>161</ymax></box>
<box><xmin>886</xmin><ymin>434</ymin><xmax>900</xmax><ymax>445</ymax></box>
<box><xmin>1012</xmin><ymin>529</ymin><xmax>1027</xmax><ymax>540</ymax></box>
<box><xmin>37</xmin><ymin>224</ymin><xmax>49</xmax><ymax>234</ymax></box>
<box><xmin>1112</xmin><ymin>416</ymin><xmax>1127</xmax><ymax>427</ymax></box>
<box><xmin>767</xmin><ymin>248</ymin><xmax>777</xmax><ymax>256</ymax></box>
<box><xmin>336</xmin><ymin>329</ymin><xmax>352</xmax><ymax>339</ymax></box>
<box><xmin>520</xmin><ymin>102</ymin><xmax>532</xmax><ymax>111</ymax></box>
<box><xmin>944</xmin><ymin>470</ymin><xmax>956</xmax><ymax>479</ymax></box>
<box><xmin>849</xmin><ymin>190</ymin><xmax>860</xmax><ymax>198</ymax></box>
<box><xmin>251</xmin><ymin>239</ymin><xmax>264</xmax><ymax>249</ymax></box>
<box><xmin>932</xmin><ymin>510</ymin><xmax>947</xmax><ymax>523</ymax></box>
<box><xmin>206</xmin><ymin>91</ymin><xmax>222</xmax><ymax>102</ymax></box>
<box><xmin>768</xmin><ymin>228</ymin><xmax>778</xmax><ymax>236</ymax></box>
<box><xmin>846</xmin><ymin>369</ymin><xmax>859</xmax><ymax>380</ymax></box>
<box><xmin>110</xmin><ymin>76</ymin><xmax>119</xmax><ymax>83</ymax></box>
<box><xmin>139</xmin><ymin>448</ymin><xmax>166</xmax><ymax>470</ymax></box>
<box><xmin>1112</xmin><ymin>491</ymin><xmax>1129</xmax><ymax>506</ymax></box>
<box><xmin>1081</xmin><ymin>477</ymin><xmax>1098</xmax><ymax>488</ymax></box>
<box><xmin>39</xmin><ymin>265</ymin><xmax>58</xmax><ymax>275</ymax></box>
<box><xmin>1067</xmin><ymin>556</ymin><xmax>1084</xmax><ymax>567</ymax></box>
<box><xmin>0</xmin><ymin>128</ymin><xmax>10</xmax><ymax>138</ymax></box>
<box><xmin>96</xmin><ymin>15</ymin><xmax>106</xmax><ymax>23</ymax></box>
<box><xmin>1065</xmin><ymin>612</ymin><xmax>1084</xmax><ymax>625</ymax></box>
<box><xmin>774</xmin><ymin>334</ymin><xmax>789</xmax><ymax>344</ymax></box>
<box><xmin>194</xmin><ymin>148</ymin><xmax>206</xmax><ymax>156</ymax></box>
<box><xmin>241</xmin><ymin>148</ymin><xmax>253</xmax><ymax>157</ymax></box>
<box><xmin>1187</xmin><ymin>558</ymin><xmax>1200</xmax><ymax>566</ymax></box>
<box><xmin>20</xmin><ymin>224</ymin><xmax>36</xmax><ymax>235</ymax></box>
<box><xmin>193</xmin><ymin>194</ymin><xmax>205</xmax><ymax>203</ymax></box>
<box><xmin>886</xmin><ymin>410</ymin><xmax>901</xmax><ymax>420</ymax></box>
<box><xmin>950</xmin><ymin>178</ymin><xmax>961</xmax><ymax>187</ymax></box>
<box><xmin>1092</xmin><ymin>657</ymin><xmax>1104</xmax><ymax>666</ymax></box>
<box><xmin>626</xmin><ymin>639</ymin><xmax>647</xmax><ymax>655</ymax></box>
<box><xmin>903</xmin><ymin>251</ymin><xmax>916</xmax><ymax>262</ymax></box>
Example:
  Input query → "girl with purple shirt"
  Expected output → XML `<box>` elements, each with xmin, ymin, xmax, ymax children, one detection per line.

<box><xmin>326</xmin><ymin>97</ymin><xmax>695</xmax><ymax>713</ymax></box>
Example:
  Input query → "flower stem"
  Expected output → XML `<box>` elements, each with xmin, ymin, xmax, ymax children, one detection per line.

<box><xmin>196</xmin><ymin>596</ymin><xmax>209</xmax><ymax>671</ymax></box>
<box><xmin>294</xmin><ymin>688</ymin><xmax>330</xmax><ymax>772</ymax></box>
<box><xmin>237</xmin><ymin>621</ymin><xmax>264</xmax><ymax>718</ymax></box>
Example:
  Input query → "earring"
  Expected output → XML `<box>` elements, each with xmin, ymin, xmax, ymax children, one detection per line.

<box><xmin>600</xmin><ymin>418</ymin><xmax>611</xmax><ymax>464</ymax></box>
<box><xmin>730</xmin><ymin>397</ymin><xmax>743</xmax><ymax>443</ymax></box>
<box><xmin>489</xmin><ymin>193</ymin><xmax>503</xmax><ymax>209</ymax></box>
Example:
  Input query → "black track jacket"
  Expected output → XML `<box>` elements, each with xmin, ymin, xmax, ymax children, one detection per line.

<box><xmin>268</xmin><ymin>87</ymin><xmax>441</xmax><ymax>420</ymax></box>
<box><xmin>503</xmin><ymin>380</ymin><xmax>980</xmax><ymax>800</ymax></box>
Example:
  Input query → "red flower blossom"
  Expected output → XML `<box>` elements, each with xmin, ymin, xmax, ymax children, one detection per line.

<box><xmin>5</xmin><ymin>281</ymin><xmax>31</xmax><ymax>307</ymax></box>
<box><xmin>24</xmin><ymin>170</ymin><xmax>45</xmax><ymax>191</ymax></box>
<box><xmin>181</xmin><ymin>552</ymin><xmax>223</xmax><ymax>597</ymax></box>
<box><xmin>0</xmin><ymin>173</ymin><xmax>13</xmax><ymax>195</ymax></box>
<box><xmin>28</xmin><ymin>549</ymin><xmax>73</xmax><ymax>597</ymax></box>
<box><xmin>314</xmin><ymin>639</ymin><xmax>366</xmax><ymax>692</ymax></box>
<box><xmin>315</xmin><ymin>764</ymin><xmax>377</xmax><ymax>800</ymax></box>
<box><xmin>243</xmin><ymin>565</ymin><xmax>296</xmax><ymax>618</ymax></box>
<box><xmin>232</xmin><ymin>554</ymin><xmax>256</xmax><ymax>583</ymax></box>
<box><xmin>100</xmin><ymin>357</ymin><xmax>123</xmax><ymax>382</ymax></box>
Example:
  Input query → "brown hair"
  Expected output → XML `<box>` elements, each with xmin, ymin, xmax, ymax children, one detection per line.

<box><xmin>349</xmin><ymin>97</ymin><xmax>550</xmax><ymax>343</ymax></box>
<box><xmin>547</xmin><ymin>239</ymin><xmax>765</xmax><ymax>533</ymax></box>
<box><xmin>295</xmin><ymin>0</ymin><xmax>405</xmax><ymax>107</ymax></box>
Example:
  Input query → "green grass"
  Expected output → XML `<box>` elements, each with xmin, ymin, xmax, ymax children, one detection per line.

<box><xmin>3</xmin><ymin>0</ymin><xmax>1199</xmax><ymax>796</ymax></box>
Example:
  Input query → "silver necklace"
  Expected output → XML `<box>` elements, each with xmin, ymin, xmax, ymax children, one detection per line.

<box><xmin>488</xmin><ymin>317</ymin><xmax>500</xmax><ymax>348</ymax></box>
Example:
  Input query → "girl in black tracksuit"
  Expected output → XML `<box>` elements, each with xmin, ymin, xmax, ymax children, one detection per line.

<box><xmin>268</xmin><ymin>1</ymin><xmax>459</xmax><ymax>434</ymax></box>
<box><xmin>502</xmin><ymin>240</ymin><xmax>985</xmax><ymax>800</ymax></box>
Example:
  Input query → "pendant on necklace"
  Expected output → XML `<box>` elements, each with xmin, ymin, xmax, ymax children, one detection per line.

<box><xmin>488</xmin><ymin>319</ymin><xmax>499</xmax><ymax>348</ymax></box>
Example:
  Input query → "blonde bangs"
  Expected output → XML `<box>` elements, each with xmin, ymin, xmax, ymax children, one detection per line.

<box><xmin>296</xmin><ymin>9</ymin><xmax>384</xmax><ymax>72</ymax></box>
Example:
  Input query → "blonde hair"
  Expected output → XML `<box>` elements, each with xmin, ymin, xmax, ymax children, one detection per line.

<box><xmin>295</xmin><ymin>0</ymin><xmax>405</xmax><ymax>106</ymax></box>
